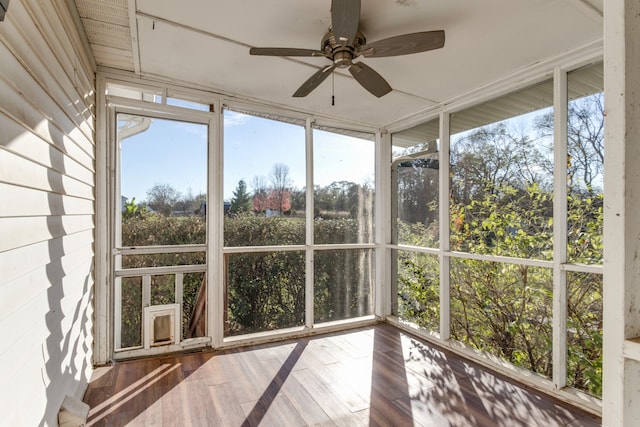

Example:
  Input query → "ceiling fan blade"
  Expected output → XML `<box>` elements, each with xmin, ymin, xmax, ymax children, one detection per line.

<box><xmin>250</xmin><ymin>47</ymin><xmax>325</xmax><ymax>57</ymax></box>
<box><xmin>348</xmin><ymin>62</ymin><xmax>392</xmax><ymax>98</ymax></box>
<box><xmin>331</xmin><ymin>0</ymin><xmax>360</xmax><ymax>45</ymax></box>
<box><xmin>293</xmin><ymin>64</ymin><xmax>337</xmax><ymax>97</ymax></box>
<box><xmin>360</xmin><ymin>30</ymin><xmax>445</xmax><ymax>58</ymax></box>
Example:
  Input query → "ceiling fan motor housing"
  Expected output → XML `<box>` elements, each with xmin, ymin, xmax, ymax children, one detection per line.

<box><xmin>322</xmin><ymin>30</ymin><xmax>366</xmax><ymax>68</ymax></box>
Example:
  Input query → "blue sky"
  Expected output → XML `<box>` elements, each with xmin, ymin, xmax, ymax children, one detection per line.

<box><xmin>119</xmin><ymin>111</ymin><xmax>375</xmax><ymax>203</ymax></box>
<box><xmin>119</xmin><ymin>116</ymin><xmax>208</xmax><ymax>203</ymax></box>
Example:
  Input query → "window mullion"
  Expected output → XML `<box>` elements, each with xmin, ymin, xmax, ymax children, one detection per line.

<box><xmin>439</xmin><ymin>111</ymin><xmax>451</xmax><ymax>340</ymax></box>
<box><xmin>376</xmin><ymin>131</ymin><xmax>391</xmax><ymax>318</ymax></box>
<box><xmin>209</xmin><ymin>99</ymin><xmax>223</xmax><ymax>347</ymax></box>
<box><xmin>305</xmin><ymin>119</ymin><xmax>315</xmax><ymax>328</ymax></box>
<box><xmin>552</xmin><ymin>66</ymin><xmax>569</xmax><ymax>389</ymax></box>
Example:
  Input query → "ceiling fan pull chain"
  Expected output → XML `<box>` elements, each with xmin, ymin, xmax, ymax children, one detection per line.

<box><xmin>332</xmin><ymin>72</ymin><xmax>335</xmax><ymax>106</ymax></box>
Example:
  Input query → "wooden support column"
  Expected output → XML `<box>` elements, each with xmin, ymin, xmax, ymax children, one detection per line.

<box><xmin>603</xmin><ymin>1</ymin><xmax>640</xmax><ymax>426</ymax></box>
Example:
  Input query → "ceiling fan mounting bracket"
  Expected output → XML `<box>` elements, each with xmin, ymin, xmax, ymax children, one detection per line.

<box><xmin>322</xmin><ymin>29</ymin><xmax>366</xmax><ymax>51</ymax></box>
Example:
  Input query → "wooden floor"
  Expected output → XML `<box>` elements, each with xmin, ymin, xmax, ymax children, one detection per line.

<box><xmin>83</xmin><ymin>324</ymin><xmax>601</xmax><ymax>427</ymax></box>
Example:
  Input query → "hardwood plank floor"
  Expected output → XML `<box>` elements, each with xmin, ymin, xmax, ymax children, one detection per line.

<box><xmin>83</xmin><ymin>324</ymin><xmax>601</xmax><ymax>427</ymax></box>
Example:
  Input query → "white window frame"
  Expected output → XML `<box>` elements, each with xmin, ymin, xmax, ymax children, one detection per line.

<box><xmin>386</xmin><ymin>60</ymin><xmax>604</xmax><ymax>415</ymax></box>
<box><xmin>96</xmin><ymin>74</ymin><xmax>384</xmax><ymax>360</ymax></box>
<box><xmin>219</xmin><ymin>102</ymin><xmax>381</xmax><ymax>347</ymax></box>
<box><xmin>107</xmin><ymin>95</ymin><xmax>215</xmax><ymax>359</ymax></box>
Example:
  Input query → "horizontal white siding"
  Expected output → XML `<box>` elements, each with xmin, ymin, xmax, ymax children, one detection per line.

<box><xmin>0</xmin><ymin>244</ymin><xmax>94</xmax><ymax>317</ymax></box>
<box><xmin>0</xmin><ymin>183</ymin><xmax>95</xmax><ymax>217</ymax></box>
<box><xmin>0</xmin><ymin>0</ymin><xmax>96</xmax><ymax>425</ymax></box>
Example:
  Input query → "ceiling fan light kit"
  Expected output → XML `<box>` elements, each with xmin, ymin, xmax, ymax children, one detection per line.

<box><xmin>249</xmin><ymin>0</ymin><xmax>445</xmax><ymax>98</ymax></box>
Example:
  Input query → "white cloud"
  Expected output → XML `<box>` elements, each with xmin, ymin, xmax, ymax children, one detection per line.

<box><xmin>224</xmin><ymin>111</ymin><xmax>249</xmax><ymax>127</ymax></box>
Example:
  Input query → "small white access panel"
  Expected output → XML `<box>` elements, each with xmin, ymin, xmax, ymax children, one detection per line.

<box><xmin>143</xmin><ymin>303</ymin><xmax>181</xmax><ymax>349</ymax></box>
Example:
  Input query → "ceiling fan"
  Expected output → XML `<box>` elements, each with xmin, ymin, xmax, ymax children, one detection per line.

<box><xmin>249</xmin><ymin>0</ymin><xmax>445</xmax><ymax>98</ymax></box>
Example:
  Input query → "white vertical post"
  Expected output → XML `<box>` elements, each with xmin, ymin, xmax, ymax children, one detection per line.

<box><xmin>176</xmin><ymin>272</ymin><xmax>184</xmax><ymax>341</ymax></box>
<box><xmin>305</xmin><ymin>119</ymin><xmax>315</xmax><ymax>328</ymax></box>
<box><xmin>603</xmin><ymin>1</ymin><xmax>640</xmax><ymax>426</ymax></box>
<box><xmin>94</xmin><ymin>74</ymin><xmax>111</xmax><ymax>363</ymax></box>
<box><xmin>376</xmin><ymin>130</ymin><xmax>392</xmax><ymax>318</ymax></box>
<box><xmin>175</xmin><ymin>272</ymin><xmax>184</xmax><ymax>305</ymax></box>
<box><xmin>142</xmin><ymin>275</ymin><xmax>151</xmax><ymax>347</ymax></box>
<box><xmin>439</xmin><ymin>112</ymin><xmax>451</xmax><ymax>339</ymax></box>
<box><xmin>552</xmin><ymin>66</ymin><xmax>568</xmax><ymax>390</ymax></box>
<box><xmin>142</xmin><ymin>275</ymin><xmax>151</xmax><ymax>308</ymax></box>
<box><xmin>113</xmin><ymin>277</ymin><xmax>122</xmax><ymax>350</ymax></box>
<box><xmin>209</xmin><ymin>99</ymin><xmax>223</xmax><ymax>347</ymax></box>
<box><xmin>111</xmin><ymin>103</ymin><xmax>124</xmax><ymax>355</ymax></box>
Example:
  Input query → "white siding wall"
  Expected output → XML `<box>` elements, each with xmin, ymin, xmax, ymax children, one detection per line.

<box><xmin>0</xmin><ymin>0</ymin><xmax>96</xmax><ymax>425</ymax></box>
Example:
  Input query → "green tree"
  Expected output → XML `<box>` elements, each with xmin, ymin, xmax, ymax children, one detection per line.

<box><xmin>123</xmin><ymin>197</ymin><xmax>139</xmax><ymax>219</ymax></box>
<box><xmin>290</xmin><ymin>188</ymin><xmax>305</xmax><ymax>213</ymax></box>
<box><xmin>229</xmin><ymin>179</ymin><xmax>252</xmax><ymax>214</ymax></box>
<box><xmin>448</xmin><ymin>186</ymin><xmax>554</xmax><ymax>377</ymax></box>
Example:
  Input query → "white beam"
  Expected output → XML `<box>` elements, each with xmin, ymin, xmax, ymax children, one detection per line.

<box><xmin>127</xmin><ymin>0</ymin><xmax>141</xmax><ymax>74</ymax></box>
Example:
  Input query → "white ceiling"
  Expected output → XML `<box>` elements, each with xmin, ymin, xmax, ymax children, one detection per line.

<box><xmin>75</xmin><ymin>0</ymin><xmax>603</xmax><ymax>128</ymax></box>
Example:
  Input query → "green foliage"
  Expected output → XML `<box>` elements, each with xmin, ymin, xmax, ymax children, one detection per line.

<box><xmin>396</xmin><ymin>250</ymin><xmax>440</xmax><ymax>332</ymax></box>
<box><xmin>229</xmin><ymin>179</ymin><xmax>252</xmax><ymax>215</ymax></box>
<box><xmin>150</xmin><ymin>275</ymin><xmax>175</xmax><ymax>305</ymax></box>
<box><xmin>568</xmin><ymin>193</ymin><xmax>603</xmax><ymax>263</ymax></box>
<box><xmin>227</xmin><ymin>251</ymin><xmax>305</xmax><ymax>335</ymax></box>
<box><xmin>120</xmin><ymin>277</ymin><xmax>142</xmax><ymax>348</ymax></box>
<box><xmin>224</xmin><ymin>215</ymin><xmax>305</xmax><ymax>247</ymax></box>
<box><xmin>314</xmin><ymin>216</ymin><xmax>373</xmax><ymax>244</ymax></box>
<box><xmin>119</xmin><ymin>272</ymin><xmax>206</xmax><ymax>347</ymax></box>
<box><xmin>122</xmin><ymin>212</ymin><xmax>206</xmax><ymax>247</ymax></box>
<box><xmin>450</xmin><ymin>259</ymin><xmax>553</xmax><ymax>377</ymax></box>
<box><xmin>396</xmin><ymin>183</ymin><xmax>602</xmax><ymax>396</ymax></box>
<box><xmin>223</xmin><ymin>215</ymin><xmax>373</xmax><ymax>334</ymax></box>
<box><xmin>120</xmin><ymin>212</ymin><xmax>374</xmax><ymax>341</ymax></box>
<box><xmin>119</xmin><ymin>214</ymin><xmax>207</xmax><ymax>347</ymax></box>
<box><xmin>447</xmin><ymin>186</ymin><xmax>557</xmax><ymax>375</ymax></box>
<box><xmin>314</xmin><ymin>181</ymin><xmax>373</xmax><ymax>219</ymax></box>
<box><xmin>123</xmin><ymin>197</ymin><xmax>138</xmax><ymax>219</ymax></box>
<box><xmin>314</xmin><ymin>249</ymin><xmax>374</xmax><ymax>323</ymax></box>
<box><xmin>396</xmin><ymin>99</ymin><xmax>604</xmax><ymax>396</ymax></box>
<box><xmin>397</xmin><ymin>219</ymin><xmax>438</xmax><ymax>248</ymax></box>
<box><xmin>450</xmin><ymin>183</ymin><xmax>553</xmax><ymax>260</ymax></box>
<box><xmin>567</xmin><ymin>272</ymin><xmax>603</xmax><ymax>396</ymax></box>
